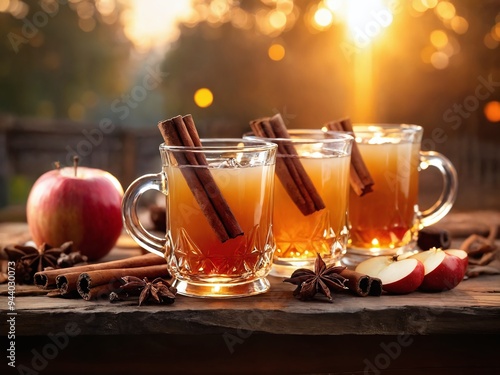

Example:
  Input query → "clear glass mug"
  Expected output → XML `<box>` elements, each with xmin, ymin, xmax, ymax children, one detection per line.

<box><xmin>245</xmin><ymin>130</ymin><xmax>353</xmax><ymax>276</ymax></box>
<box><xmin>121</xmin><ymin>139</ymin><xmax>277</xmax><ymax>298</ymax></box>
<box><xmin>343</xmin><ymin>124</ymin><xmax>458</xmax><ymax>266</ymax></box>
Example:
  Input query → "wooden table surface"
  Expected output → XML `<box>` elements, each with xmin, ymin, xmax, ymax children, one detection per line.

<box><xmin>1</xmin><ymin>213</ymin><xmax>500</xmax><ymax>374</ymax></box>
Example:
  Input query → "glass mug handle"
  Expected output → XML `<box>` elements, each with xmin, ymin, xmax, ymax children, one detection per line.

<box><xmin>121</xmin><ymin>173</ymin><xmax>167</xmax><ymax>258</ymax></box>
<box><xmin>418</xmin><ymin>151</ymin><xmax>458</xmax><ymax>228</ymax></box>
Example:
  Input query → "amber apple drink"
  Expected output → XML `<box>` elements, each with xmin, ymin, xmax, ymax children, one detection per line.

<box><xmin>166</xmin><ymin>164</ymin><xmax>275</xmax><ymax>280</ymax></box>
<box><xmin>122</xmin><ymin>134</ymin><xmax>277</xmax><ymax>298</ymax></box>
<box><xmin>273</xmin><ymin>155</ymin><xmax>350</xmax><ymax>263</ymax></box>
<box><xmin>349</xmin><ymin>141</ymin><xmax>420</xmax><ymax>250</ymax></box>
<box><xmin>245</xmin><ymin>125</ymin><xmax>353</xmax><ymax>276</ymax></box>
<box><xmin>344</xmin><ymin>124</ymin><xmax>458</xmax><ymax>266</ymax></box>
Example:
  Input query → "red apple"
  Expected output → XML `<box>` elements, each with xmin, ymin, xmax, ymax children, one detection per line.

<box><xmin>355</xmin><ymin>255</ymin><xmax>425</xmax><ymax>294</ymax></box>
<box><xmin>410</xmin><ymin>248</ymin><xmax>466</xmax><ymax>292</ymax></box>
<box><xmin>26</xmin><ymin>159</ymin><xmax>123</xmax><ymax>261</ymax></box>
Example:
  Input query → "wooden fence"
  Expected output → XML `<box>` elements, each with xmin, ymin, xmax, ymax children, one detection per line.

<box><xmin>0</xmin><ymin>115</ymin><xmax>163</xmax><ymax>210</ymax></box>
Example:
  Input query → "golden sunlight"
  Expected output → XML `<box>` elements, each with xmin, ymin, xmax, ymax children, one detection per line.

<box><xmin>122</xmin><ymin>0</ymin><xmax>193</xmax><ymax>51</ymax></box>
<box><xmin>336</xmin><ymin>0</ymin><xmax>394</xmax><ymax>43</ymax></box>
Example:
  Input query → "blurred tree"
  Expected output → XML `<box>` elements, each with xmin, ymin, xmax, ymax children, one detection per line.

<box><xmin>160</xmin><ymin>0</ymin><xmax>500</xmax><ymax>138</ymax></box>
<box><xmin>0</xmin><ymin>0</ymin><xmax>132</xmax><ymax>120</ymax></box>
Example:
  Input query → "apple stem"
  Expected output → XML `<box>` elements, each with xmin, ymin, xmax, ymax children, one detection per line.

<box><xmin>73</xmin><ymin>156</ymin><xmax>79</xmax><ymax>177</ymax></box>
<box><xmin>53</xmin><ymin>161</ymin><xmax>61</xmax><ymax>171</ymax></box>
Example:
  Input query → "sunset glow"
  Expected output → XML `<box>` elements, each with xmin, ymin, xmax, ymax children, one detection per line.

<box><xmin>122</xmin><ymin>0</ymin><xmax>193</xmax><ymax>51</ymax></box>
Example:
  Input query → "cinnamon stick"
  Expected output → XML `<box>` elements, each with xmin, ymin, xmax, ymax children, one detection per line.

<box><xmin>34</xmin><ymin>253</ymin><xmax>165</xmax><ymax>289</ymax></box>
<box><xmin>77</xmin><ymin>264</ymin><xmax>170</xmax><ymax>301</ymax></box>
<box><xmin>417</xmin><ymin>227</ymin><xmax>451</xmax><ymax>250</ymax></box>
<box><xmin>158</xmin><ymin>115</ymin><xmax>243</xmax><ymax>243</ymax></box>
<box><xmin>340</xmin><ymin>269</ymin><xmax>382</xmax><ymax>297</ymax></box>
<box><xmin>326</xmin><ymin>118</ymin><xmax>374</xmax><ymax>196</ymax></box>
<box><xmin>250</xmin><ymin>113</ymin><xmax>325</xmax><ymax>216</ymax></box>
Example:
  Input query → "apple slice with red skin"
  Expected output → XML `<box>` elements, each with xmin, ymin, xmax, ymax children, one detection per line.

<box><xmin>355</xmin><ymin>255</ymin><xmax>425</xmax><ymax>294</ymax></box>
<box><xmin>410</xmin><ymin>248</ymin><xmax>467</xmax><ymax>292</ymax></box>
<box><xmin>444</xmin><ymin>249</ymin><xmax>468</xmax><ymax>275</ymax></box>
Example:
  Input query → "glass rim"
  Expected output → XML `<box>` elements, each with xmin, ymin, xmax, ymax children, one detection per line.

<box><xmin>244</xmin><ymin>129</ymin><xmax>354</xmax><ymax>144</ymax></box>
<box><xmin>160</xmin><ymin>138</ymin><xmax>278</xmax><ymax>152</ymax></box>
<box><xmin>351</xmin><ymin>124</ymin><xmax>423</xmax><ymax>134</ymax></box>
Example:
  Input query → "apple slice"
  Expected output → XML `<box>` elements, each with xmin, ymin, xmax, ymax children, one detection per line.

<box><xmin>444</xmin><ymin>249</ymin><xmax>468</xmax><ymax>275</ymax></box>
<box><xmin>411</xmin><ymin>248</ymin><xmax>466</xmax><ymax>292</ymax></box>
<box><xmin>355</xmin><ymin>256</ymin><xmax>425</xmax><ymax>294</ymax></box>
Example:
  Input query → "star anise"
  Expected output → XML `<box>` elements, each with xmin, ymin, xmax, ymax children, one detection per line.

<box><xmin>57</xmin><ymin>251</ymin><xmax>88</xmax><ymax>268</ymax></box>
<box><xmin>284</xmin><ymin>253</ymin><xmax>348</xmax><ymax>302</ymax></box>
<box><xmin>4</xmin><ymin>242</ymin><xmax>73</xmax><ymax>284</ymax></box>
<box><xmin>120</xmin><ymin>276</ymin><xmax>177</xmax><ymax>306</ymax></box>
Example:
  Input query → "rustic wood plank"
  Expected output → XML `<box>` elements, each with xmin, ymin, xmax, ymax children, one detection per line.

<box><xmin>1</xmin><ymin>273</ymin><xmax>499</xmax><ymax>337</ymax></box>
<box><xmin>0</xmin><ymin>214</ymin><xmax>499</xmax><ymax>339</ymax></box>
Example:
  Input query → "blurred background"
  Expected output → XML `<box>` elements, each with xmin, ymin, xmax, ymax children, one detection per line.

<box><xmin>0</xmin><ymin>0</ymin><xmax>499</xmax><ymax>220</ymax></box>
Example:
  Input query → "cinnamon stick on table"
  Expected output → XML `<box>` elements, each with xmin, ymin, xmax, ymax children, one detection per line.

<box><xmin>158</xmin><ymin>115</ymin><xmax>243</xmax><ymax>243</ymax></box>
<box><xmin>326</xmin><ymin>118</ymin><xmax>374</xmax><ymax>196</ymax></box>
<box><xmin>250</xmin><ymin>113</ymin><xmax>325</xmax><ymax>216</ymax></box>
<box><xmin>34</xmin><ymin>253</ymin><xmax>166</xmax><ymax>289</ymax></box>
<box><xmin>340</xmin><ymin>269</ymin><xmax>382</xmax><ymax>297</ymax></box>
<box><xmin>76</xmin><ymin>264</ymin><xmax>169</xmax><ymax>301</ymax></box>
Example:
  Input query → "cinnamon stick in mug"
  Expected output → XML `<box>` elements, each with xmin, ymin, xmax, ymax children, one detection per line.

<box><xmin>158</xmin><ymin>115</ymin><xmax>243</xmax><ymax>242</ymax></box>
<box><xmin>250</xmin><ymin>113</ymin><xmax>325</xmax><ymax>216</ymax></box>
<box><xmin>326</xmin><ymin>118</ymin><xmax>374</xmax><ymax>196</ymax></box>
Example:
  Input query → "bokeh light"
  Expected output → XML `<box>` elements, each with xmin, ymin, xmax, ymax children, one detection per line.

<box><xmin>435</xmin><ymin>1</ymin><xmax>456</xmax><ymax>20</ymax></box>
<box><xmin>484</xmin><ymin>33</ymin><xmax>499</xmax><ymax>49</ymax></box>
<box><xmin>430</xmin><ymin>29</ymin><xmax>448</xmax><ymax>49</ymax></box>
<box><xmin>484</xmin><ymin>101</ymin><xmax>500</xmax><ymax>122</ymax></box>
<box><xmin>314</xmin><ymin>7</ymin><xmax>333</xmax><ymax>28</ymax></box>
<box><xmin>268</xmin><ymin>43</ymin><xmax>285</xmax><ymax>61</ymax></box>
<box><xmin>450</xmin><ymin>16</ymin><xmax>468</xmax><ymax>34</ymax></box>
<box><xmin>194</xmin><ymin>88</ymin><xmax>214</xmax><ymax>108</ymax></box>
<box><xmin>269</xmin><ymin>10</ymin><xmax>287</xmax><ymax>29</ymax></box>
<box><xmin>430</xmin><ymin>51</ymin><xmax>449</xmax><ymax>69</ymax></box>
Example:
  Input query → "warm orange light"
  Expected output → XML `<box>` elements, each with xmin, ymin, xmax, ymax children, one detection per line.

<box><xmin>430</xmin><ymin>30</ymin><xmax>448</xmax><ymax>49</ymax></box>
<box><xmin>268</xmin><ymin>43</ymin><xmax>285</xmax><ymax>61</ymax></box>
<box><xmin>493</xmin><ymin>23</ymin><xmax>500</xmax><ymax>41</ymax></box>
<box><xmin>343</xmin><ymin>0</ymin><xmax>393</xmax><ymax>44</ymax></box>
<box><xmin>313</xmin><ymin>7</ymin><xmax>333</xmax><ymax>28</ymax></box>
<box><xmin>435</xmin><ymin>1</ymin><xmax>455</xmax><ymax>20</ymax></box>
<box><xmin>420</xmin><ymin>46</ymin><xmax>434</xmax><ymax>64</ymax></box>
<box><xmin>325</xmin><ymin>0</ymin><xmax>342</xmax><ymax>12</ymax></box>
<box><xmin>484</xmin><ymin>33</ymin><xmax>499</xmax><ymax>49</ymax></box>
<box><xmin>450</xmin><ymin>16</ymin><xmax>468</xmax><ymax>34</ymax></box>
<box><xmin>194</xmin><ymin>88</ymin><xmax>214</xmax><ymax>108</ymax></box>
<box><xmin>269</xmin><ymin>10</ymin><xmax>287</xmax><ymax>29</ymax></box>
<box><xmin>411</xmin><ymin>0</ymin><xmax>427</xmax><ymax>13</ymax></box>
<box><xmin>277</xmin><ymin>0</ymin><xmax>294</xmax><ymax>14</ymax></box>
<box><xmin>123</xmin><ymin>0</ymin><xmax>193</xmax><ymax>51</ymax></box>
<box><xmin>79</xmin><ymin>18</ymin><xmax>96</xmax><ymax>32</ymax></box>
<box><xmin>484</xmin><ymin>101</ymin><xmax>500</xmax><ymax>122</ymax></box>
<box><xmin>0</xmin><ymin>0</ymin><xmax>10</xmax><ymax>12</ymax></box>
<box><xmin>95</xmin><ymin>0</ymin><xmax>116</xmax><ymax>16</ymax></box>
<box><xmin>422</xmin><ymin>0</ymin><xmax>438</xmax><ymax>8</ymax></box>
<box><xmin>430</xmin><ymin>51</ymin><xmax>449</xmax><ymax>69</ymax></box>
